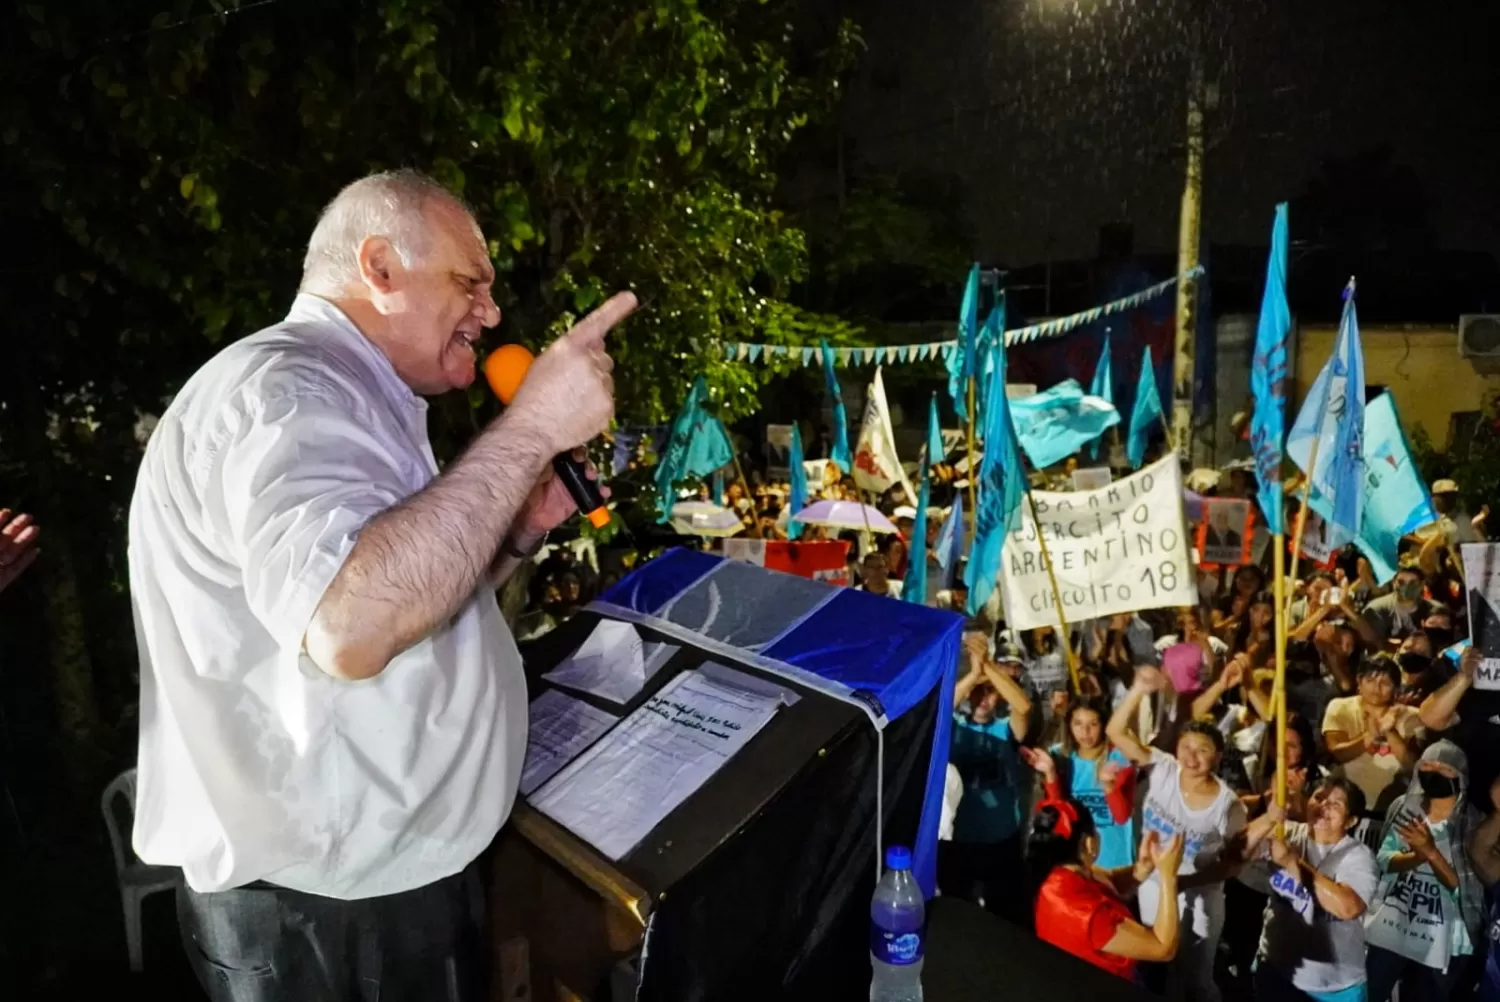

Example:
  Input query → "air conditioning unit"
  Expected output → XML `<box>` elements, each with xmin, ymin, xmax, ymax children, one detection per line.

<box><xmin>1459</xmin><ymin>315</ymin><xmax>1500</xmax><ymax>358</ymax></box>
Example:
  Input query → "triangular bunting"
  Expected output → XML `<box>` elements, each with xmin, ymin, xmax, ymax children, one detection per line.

<box><xmin>802</xmin><ymin>347</ymin><xmax>816</xmax><ymax>367</ymax></box>
<box><xmin>850</xmin><ymin>348</ymin><xmax>864</xmax><ymax>366</ymax></box>
<box><xmin>748</xmin><ymin>344</ymin><xmax>764</xmax><ymax>363</ymax></box>
<box><xmin>873</xmin><ymin>346</ymin><xmax>887</xmax><ymax>365</ymax></box>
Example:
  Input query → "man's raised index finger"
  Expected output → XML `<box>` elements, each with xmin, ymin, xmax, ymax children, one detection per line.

<box><xmin>567</xmin><ymin>291</ymin><xmax>638</xmax><ymax>346</ymax></box>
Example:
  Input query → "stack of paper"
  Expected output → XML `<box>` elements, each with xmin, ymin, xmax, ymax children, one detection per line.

<box><xmin>543</xmin><ymin>619</ymin><xmax>679</xmax><ymax>704</ymax></box>
<box><xmin>530</xmin><ymin>665</ymin><xmax>785</xmax><ymax>860</ymax></box>
<box><xmin>519</xmin><ymin>690</ymin><xmax>618</xmax><ymax>796</ymax></box>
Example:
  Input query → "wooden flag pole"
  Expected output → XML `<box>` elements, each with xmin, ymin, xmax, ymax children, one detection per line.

<box><xmin>1275</xmin><ymin>434</ymin><xmax>1321</xmax><ymax>821</ymax></box>
<box><xmin>1022</xmin><ymin>484</ymin><xmax>1083</xmax><ymax>695</ymax></box>
<box><xmin>1271</xmin><ymin>535</ymin><xmax>1289</xmax><ymax>826</ymax></box>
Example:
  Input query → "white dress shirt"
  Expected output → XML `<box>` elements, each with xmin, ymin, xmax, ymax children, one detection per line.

<box><xmin>128</xmin><ymin>294</ymin><xmax>526</xmax><ymax>900</ymax></box>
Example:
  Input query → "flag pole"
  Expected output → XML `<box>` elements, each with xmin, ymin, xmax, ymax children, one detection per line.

<box><xmin>1018</xmin><ymin>462</ymin><xmax>1082</xmax><ymax>694</ymax></box>
<box><xmin>966</xmin><ymin>375</ymin><xmax>979</xmax><ymax>524</ymax></box>
<box><xmin>1271</xmin><ymin>534</ymin><xmax>1288</xmax><ymax>828</ymax></box>
<box><xmin>730</xmin><ymin>453</ymin><xmax>761</xmax><ymax>539</ymax></box>
<box><xmin>1276</xmin><ymin>434</ymin><xmax>1321</xmax><ymax>815</ymax></box>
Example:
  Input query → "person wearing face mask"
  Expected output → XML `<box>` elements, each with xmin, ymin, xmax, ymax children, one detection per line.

<box><xmin>1323</xmin><ymin>655</ymin><xmax>1424</xmax><ymax>817</ymax></box>
<box><xmin>1364</xmin><ymin>741</ymin><xmax>1487</xmax><ymax>1002</ymax></box>
<box><xmin>1364</xmin><ymin>566</ymin><xmax>1444</xmax><ymax>651</ymax></box>
<box><xmin>1108</xmin><ymin>667</ymin><xmax>1248</xmax><ymax>1002</ymax></box>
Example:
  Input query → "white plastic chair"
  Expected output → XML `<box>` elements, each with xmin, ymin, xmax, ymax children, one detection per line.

<box><xmin>101</xmin><ymin>767</ymin><xmax>178</xmax><ymax>972</ymax></box>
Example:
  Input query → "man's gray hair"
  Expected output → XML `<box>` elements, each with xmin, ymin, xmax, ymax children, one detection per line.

<box><xmin>300</xmin><ymin>169</ymin><xmax>472</xmax><ymax>294</ymax></box>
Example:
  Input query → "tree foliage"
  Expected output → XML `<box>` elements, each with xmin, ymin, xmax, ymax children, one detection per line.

<box><xmin>0</xmin><ymin>0</ymin><xmax>858</xmax><ymax>766</ymax></box>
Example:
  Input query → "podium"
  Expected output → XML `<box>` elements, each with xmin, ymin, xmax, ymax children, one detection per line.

<box><xmin>490</xmin><ymin>549</ymin><xmax>962</xmax><ymax>1002</ymax></box>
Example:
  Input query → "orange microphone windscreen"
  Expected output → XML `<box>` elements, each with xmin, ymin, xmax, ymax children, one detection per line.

<box><xmin>483</xmin><ymin>344</ymin><xmax>535</xmax><ymax>405</ymax></box>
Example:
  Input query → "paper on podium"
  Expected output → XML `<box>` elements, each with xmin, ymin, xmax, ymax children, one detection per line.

<box><xmin>543</xmin><ymin>618</ymin><xmax>679</xmax><ymax>705</ymax></box>
<box><xmin>530</xmin><ymin>664</ymin><xmax>787</xmax><ymax>860</ymax></box>
<box><xmin>520</xmin><ymin>689</ymin><xmax>619</xmax><ymax>796</ymax></box>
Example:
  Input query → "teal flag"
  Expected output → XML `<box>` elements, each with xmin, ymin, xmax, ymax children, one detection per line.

<box><xmin>948</xmin><ymin>263</ymin><xmax>981</xmax><ymax>422</ymax></box>
<box><xmin>927</xmin><ymin>394</ymin><xmax>944</xmax><ymax>464</ymax></box>
<box><xmin>1009</xmin><ymin>379</ymin><xmax>1121</xmax><ymax>470</ymax></box>
<box><xmin>1305</xmin><ymin>392</ymin><xmax>1436</xmax><ymax>584</ymax></box>
<box><xmin>975</xmin><ymin>298</ymin><xmax>1004</xmax><ymax>429</ymax></box>
<box><xmin>654</xmin><ymin>376</ymin><xmax>734</xmax><ymax>522</ymax></box>
<box><xmin>1088</xmin><ymin>336</ymin><xmax>1113</xmax><ymax>459</ymax></box>
<box><xmin>788</xmin><ymin>423</ymin><xmax>808</xmax><ymax>541</ymax></box>
<box><xmin>1127</xmin><ymin>347</ymin><xmax>1164</xmax><ymax>469</ymax></box>
<box><xmin>1250</xmin><ymin>203</ymin><xmax>1291</xmax><ymax>535</ymax></box>
<box><xmin>820</xmin><ymin>340</ymin><xmax>851</xmax><ymax>473</ymax></box>
<box><xmin>964</xmin><ymin>338</ymin><xmax>1026</xmax><ymax>615</ymax></box>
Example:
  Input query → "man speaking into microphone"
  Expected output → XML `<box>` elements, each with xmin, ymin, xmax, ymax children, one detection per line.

<box><xmin>127</xmin><ymin>169</ymin><xmax>634</xmax><ymax>1001</ymax></box>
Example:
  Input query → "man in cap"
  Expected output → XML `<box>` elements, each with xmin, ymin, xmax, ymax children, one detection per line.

<box><xmin>1430</xmin><ymin>478</ymin><xmax>1486</xmax><ymax>545</ymax></box>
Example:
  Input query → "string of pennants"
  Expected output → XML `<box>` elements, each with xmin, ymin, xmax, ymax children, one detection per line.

<box><xmin>721</xmin><ymin>265</ymin><xmax>1205</xmax><ymax>366</ymax></box>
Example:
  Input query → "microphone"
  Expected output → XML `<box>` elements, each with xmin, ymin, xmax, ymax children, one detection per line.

<box><xmin>483</xmin><ymin>344</ymin><xmax>612</xmax><ymax>529</ymax></box>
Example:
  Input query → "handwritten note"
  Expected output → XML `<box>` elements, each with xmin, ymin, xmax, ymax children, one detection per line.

<box><xmin>543</xmin><ymin>619</ymin><xmax>679</xmax><ymax>705</ymax></box>
<box><xmin>530</xmin><ymin>664</ymin><xmax>785</xmax><ymax>860</ymax></box>
<box><xmin>519</xmin><ymin>689</ymin><xmax>619</xmax><ymax>796</ymax></box>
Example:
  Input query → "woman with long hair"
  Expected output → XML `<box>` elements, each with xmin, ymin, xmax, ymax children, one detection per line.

<box><xmin>1021</xmin><ymin>699</ymin><xmax>1137</xmax><ymax>870</ymax></box>
<box><xmin>1364</xmin><ymin>740</ymin><xmax>1487</xmax><ymax>1002</ymax></box>
<box><xmin>1108</xmin><ymin>666</ymin><xmax>1249</xmax><ymax>1002</ymax></box>
<box><xmin>1030</xmin><ymin>795</ymin><xmax>1186</xmax><ymax>981</ymax></box>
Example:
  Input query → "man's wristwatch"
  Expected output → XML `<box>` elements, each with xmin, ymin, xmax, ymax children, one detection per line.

<box><xmin>502</xmin><ymin>530</ymin><xmax>548</xmax><ymax>561</ymax></box>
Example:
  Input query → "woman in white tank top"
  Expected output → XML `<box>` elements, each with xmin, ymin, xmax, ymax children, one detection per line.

<box><xmin>1108</xmin><ymin>664</ymin><xmax>1248</xmax><ymax>1002</ymax></box>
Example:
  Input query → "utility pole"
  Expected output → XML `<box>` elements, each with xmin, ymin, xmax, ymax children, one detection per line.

<box><xmin>1171</xmin><ymin>35</ymin><xmax>1205</xmax><ymax>467</ymax></box>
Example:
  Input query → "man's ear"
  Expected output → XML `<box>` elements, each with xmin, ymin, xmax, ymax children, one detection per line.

<box><xmin>357</xmin><ymin>236</ymin><xmax>400</xmax><ymax>296</ymax></box>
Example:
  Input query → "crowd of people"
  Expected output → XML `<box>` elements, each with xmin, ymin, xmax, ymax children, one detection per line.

<box><xmin>916</xmin><ymin>468</ymin><xmax>1500</xmax><ymax>1002</ymax></box>
<box><xmin>506</xmin><ymin>430</ymin><xmax>1500</xmax><ymax>1001</ymax></box>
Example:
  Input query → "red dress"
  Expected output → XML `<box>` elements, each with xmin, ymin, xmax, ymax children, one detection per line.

<box><xmin>1034</xmin><ymin>866</ymin><xmax>1137</xmax><ymax>981</ymax></box>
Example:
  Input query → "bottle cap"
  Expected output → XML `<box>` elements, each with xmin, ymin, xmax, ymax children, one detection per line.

<box><xmin>884</xmin><ymin>845</ymin><xmax>912</xmax><ymax>871</ymax></box>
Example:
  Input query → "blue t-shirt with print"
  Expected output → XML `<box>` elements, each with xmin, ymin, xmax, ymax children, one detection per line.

<box><xmin>1054</xmin><ymin>746</ymin><xmax>1135</xmax><ymax>870</ymax></box>
<box><xmin>949</xmin><ymin>713</ymin><xmax>1021</xmax><ymax>844</ymax></box>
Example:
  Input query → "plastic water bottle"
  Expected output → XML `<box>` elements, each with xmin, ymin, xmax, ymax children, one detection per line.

<box><xmin>870</xmin><ymin>844</ymin><xmax>924</xmax><ymax>1002</ymax></box>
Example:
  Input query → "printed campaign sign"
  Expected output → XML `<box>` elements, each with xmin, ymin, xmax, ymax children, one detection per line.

<box><xmin>765</xmin><ymin>424</ymin><xmax>794</xmax><ymax>477</ymax></box>
<box><xmin>1196</xmin><ymin>498</ymin><xmax>1255</xmax><ymax>569</ymax></box>
<box><xmin>999</xmin><ymin>455</ymin><xmax>1196</xmax><ymax>630</ymax></box>
<box><xmin>1461</xmin><ymin>543</ymin><xmax>1500</xmax><ymax>690</ymax></box>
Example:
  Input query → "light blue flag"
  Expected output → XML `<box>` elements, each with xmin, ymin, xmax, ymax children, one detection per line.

<box><xmin>788</xmin><ymin>423</ymin><xmax>808</xmax><ymax>541</ymax></box>
<box><xmin>1305</xmin><ymin>393</ymin><xmax>1435</xmax><ymax>583</ymax></box>
<box><xmin>935</xmin><ymin>493</ymin><xmax>965</xmax><ymax>588</ymax></box>
<box><xmin>964</xmin><ymin>339</ymin><xmax>1027</xmax><ymax>615</ymax></box>
<box><xmin>1250</xmin><ymin>203</ymin><xmax>1291</xmax><ymax>535</ymax></box>
<box><xmin>1088</xmin><ymin>336</ymin><xmax>1113</xmax><ymax>459</ymax></box>
<box><xmin>927</xmin><ymin>394</ymin><xmax>945</xmax><ymax>464</ymax></box>
<box><xmin>820</xmin><ymin>340</ymin><xmax>852</xmax><ymax>473</ymax></box>
<box><xmin>1089</xmin><ymin>336</ymin><xmax>1113</xmax><ymax>404</ymax></box>
<box><xmin>1287</xmin><ymin>281</ymin><xmax>1366</xmax><ymax>533</ymax></box>
<box><xmin>948</xmin><ymin>263</ymin><xmax>981</xmax><ymax>422</ymax></box>
<box><xmin>974</xmin><ymin>299</ymin><xmax>1004</xmax><ymax>429</ymax></box>
<box><xmin>802</xmin><ymin>347</ymin><xmax>815</xmax><ymax>367</ymax></box>
<box><xmin>1127</xmin><ymin>347</ymin><xmax>1165</xmax><ymax>469</ymax></box>
<box><xmin>654</xmin><ymin>376</ymin><xmax>735</xmax><ymax>522</ymax></box>
<box><xmin>1009</xmin><ymin>380</ymin><xmax>1121</xmax><ymax>470</ymax></box>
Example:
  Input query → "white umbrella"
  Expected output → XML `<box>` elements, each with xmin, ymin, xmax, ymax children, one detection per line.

<box><xmin>669</xmin><ymin>501</ymin><xmax>744</xmax><ymax>538</ymax></box>
<box><xmin>791</xmin><ymin>500</ymin><xmax>899</xmax><ymax>535</ymax></box>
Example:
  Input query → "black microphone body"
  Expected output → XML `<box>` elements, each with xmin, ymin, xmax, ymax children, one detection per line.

<box><xmin>553</xmin><ymin>453</ymin><xmax>609</xmax><ymax>527</ymax></box>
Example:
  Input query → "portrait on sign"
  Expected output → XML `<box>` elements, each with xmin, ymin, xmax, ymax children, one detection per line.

<box><xmin>1197</xmin><ymin>498</ymin><xmax>1254</xmax><ymax>568</ymax></box>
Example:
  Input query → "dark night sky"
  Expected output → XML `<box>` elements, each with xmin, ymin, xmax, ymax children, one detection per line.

<box><xmin>829</xmin><ymin>0</ymin><xmax>1500</xmax><ymax>267</ymax></box>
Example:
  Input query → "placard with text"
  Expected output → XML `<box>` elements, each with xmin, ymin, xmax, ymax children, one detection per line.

<box><xmin>1461</xmin><ymin>543</ymin><xmax>1500</xmax><ymax>690</ymax></box>
<box><xmin>999</xmin><ymin>455</ymin><xmax>1196</xmax><ymax>631</ymax></box>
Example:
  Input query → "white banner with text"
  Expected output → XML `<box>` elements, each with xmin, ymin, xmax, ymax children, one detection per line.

<box><xmin>1000</xmin><ymin>455</ymin><xmax>1195</xmax><ymax>630</ymax></box>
